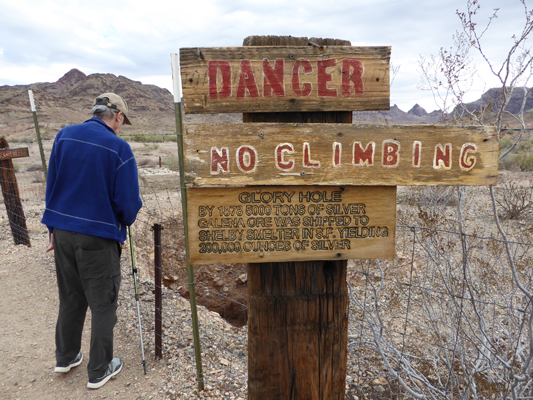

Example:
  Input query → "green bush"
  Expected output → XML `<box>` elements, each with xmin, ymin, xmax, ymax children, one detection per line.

<box><xmin>499</xmin><ymin>155</ymin><xmax>516</xmax><ymax>170</ymax></box>
<box><xmin>166</xmin><ymin>154</ymin><xmax>180</xmax><ymax>171</ymax></box>
<box><xmin>499</xmin><ymin>137</ymin><xmax>513</xmax><ymax>149</ymax></box>
<box><xmin>131</xmin><ymin>135</ymin><xmax>148</xmax><ymax>143</ymax></box>
<box><xmin>126</xmin><ymin>133</ymin><xmax>176</xmax><ymax>143</ymax></box>
<box><xmin>514</xmin><ymin>151</ymin><xmax>533</xmax><ymax>171</ymax></box>
<box><xmin>142</xmin><ymin>143</ymin><xmax>160</xmax><ymax>151</ymax></box>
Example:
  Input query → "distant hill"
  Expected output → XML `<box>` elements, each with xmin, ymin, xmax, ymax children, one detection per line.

<box><xmin>1</xmin><ymin>68</ymin><xmax>530</xmax><ymax>140</ymax></box>
<box><xmin>455</xmin><ymin>87</ymin><xmax>533</xmax><ymax>115</ymax></box>
<box><xmin>352</xmin><ymin>104</ymin><xmax>442</xmax><ymax>124</ymax></box>
<box><xmin>0</xmin><ymin>69</ymin><xmax>178</xmax><ymax>139</ymax></box>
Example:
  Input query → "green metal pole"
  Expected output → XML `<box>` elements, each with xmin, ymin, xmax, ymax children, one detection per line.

<box><xmin>172</xmin><ymin>54</ymin><xmax>204</xmax><ymax>391</ymax></box>
<box><xmin>28</xmin><ymin>90</ymin><xmax>47</xmax><ymax>180</ymax></box>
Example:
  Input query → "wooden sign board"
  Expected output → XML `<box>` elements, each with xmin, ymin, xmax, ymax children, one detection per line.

<box><xmin>0</xmin><ymin>147</ymin><xmax>29</xmax><ymax>160</ymax></box>
<box><xmin>187</xmin><ymin>185</ymin><xmax>396</xmax><ymax>264</ymax></box>
<box><xmin>179</xmin><ymin>46</ymin><xmax>390</xmax><ymax>114</ymax></box>
<box><xmin>183</xmin><ymin>123</ymin><xmax>499</xmax><ymax>187</ymax></box>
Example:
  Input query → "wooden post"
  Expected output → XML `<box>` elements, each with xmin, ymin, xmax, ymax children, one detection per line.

<box><xmin>0</xmin><ymin>137</ymin><xmax>31</xmax><ymax>247</ymax></box>
<box><xmin>244</xmin><ymin>36</ymin><xmax>350</xmax><ymax>400</ymax></box>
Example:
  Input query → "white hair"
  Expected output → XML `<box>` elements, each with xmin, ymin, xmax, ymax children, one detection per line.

<box><xmin>92</xmin><ymin>97</ymin><xmax>119</xmax><ymax>121</ymax></box>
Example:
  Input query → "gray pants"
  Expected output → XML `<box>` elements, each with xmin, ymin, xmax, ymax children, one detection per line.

<box><xmin>53</xmin><ymin>228</ymin><xmax>121</xmax><ymax>380</ymax></box>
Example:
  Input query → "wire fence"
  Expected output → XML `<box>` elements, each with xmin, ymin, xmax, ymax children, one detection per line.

<box><xmin>2</xmin><ymin>136</ymin><xmax>533</xmax><ymax>399</ymax></box>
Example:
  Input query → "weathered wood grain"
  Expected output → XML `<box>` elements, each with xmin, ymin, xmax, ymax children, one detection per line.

<box><xmin>187</xmin><ymin>185</ymin><xmax>396</xmax><ymax>265</ymax></box>
<box><xmin>180</xmin><ymin>46</ymin><xmax>390</xmax><ymax>114</ymax></box>
<box><xmin>183</xmin><ymin>123</ymin><xmax>499</xmax><ymax>187</ymax></box>
<box><xmin>0</xmin><ymin>138</ymin><xmax>30</xmax><ymax>246</ymax></box>
<box><xmin>0</xmin><ymin>147</ymin><xmax>29</xmax><ymax>160</ymax></box>
<box><xmin>248</xmin><ymin>260</ymin><xmax>348</xmax><ymax>399</ymax></box>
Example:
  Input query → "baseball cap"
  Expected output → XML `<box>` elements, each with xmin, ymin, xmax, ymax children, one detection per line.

<box><xmin>94</xmin><ymin>93</ymin><xmax>132</xmax><ymax>125</ymax></box>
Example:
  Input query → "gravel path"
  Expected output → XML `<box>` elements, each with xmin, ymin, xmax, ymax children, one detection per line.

<box><xmin>0</xmin><ymin>230</ymin><xmax>250</xmax><ymax>400</ymax></box>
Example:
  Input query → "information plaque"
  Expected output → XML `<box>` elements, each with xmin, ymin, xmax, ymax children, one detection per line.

<box><xmin>187</xmin><ymin>185</ymin><xmax>396</xmax><ymax>264</ymax></box>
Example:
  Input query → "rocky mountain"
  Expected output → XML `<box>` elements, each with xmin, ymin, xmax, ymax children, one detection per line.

<box><xmin>352</xmin><ymin>104</ymin><xmax>442</xmax><ymax>124</ymax></box>
<box><xmin>456</xmin><ymin>87</ymin><xmax>533</xmax><ymax>115</ymax></box>
<box><xmin>408</xmin><ymin>103</ymin><xmax>428</xmax><ymax>117</ymax></box>
<box><xmin>1</xmin><ymin>68</ymin><xmax>530</xmax><ymax>141</ymax></box>
<box><xmin>0</xmin><ymin>69</ymin><xmax>178</xmax><ymax>139</ymax></box>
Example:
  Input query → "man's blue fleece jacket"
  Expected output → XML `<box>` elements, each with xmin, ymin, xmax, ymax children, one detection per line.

<box><xmin>42</xmin><ymin>118</ymin><xmax>142</xmax><ymax>243</ymax></box>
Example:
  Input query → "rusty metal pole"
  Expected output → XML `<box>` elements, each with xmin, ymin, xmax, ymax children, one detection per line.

<box><xmin>153</xmin><ymin>223</ymin><xmax>163</xmax><ymax>359</ymax></box>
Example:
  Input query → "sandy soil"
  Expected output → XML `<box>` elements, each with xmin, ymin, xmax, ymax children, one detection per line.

<box><xmin>0</xmin><ymin>232</ymin><xmax>183</xmax><ymax>400</ymax></box>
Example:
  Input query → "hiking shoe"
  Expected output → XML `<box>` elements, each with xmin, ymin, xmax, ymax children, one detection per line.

<box><xmin>54</xmin><ymin>352</ymin><xmax>83</xmax><ymax>373</ymax></box>
<box><xmin>87</xmin><ymin>357</ymin><xmax>123</xmax><ymax>389</ymax></box>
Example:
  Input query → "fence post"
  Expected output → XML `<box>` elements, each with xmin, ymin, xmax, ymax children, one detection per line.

<box><xmin>171</xmin><ymin>53</ymin><xmax>204</xmax><ymax>391</ymax></box>
<box><xmin>28</xmin><ymin>90</ymin><xmax>47</xmax><ymax>180</ymax></box>
<box><xmin>0</xmin><ymin>137</ymin><xmax>31</xmax><ymax>246</ymax></box>
<box><xmin>153</xmin><ymin>223</ymin><xmax>163</xmax><ymax>359</ymax></box>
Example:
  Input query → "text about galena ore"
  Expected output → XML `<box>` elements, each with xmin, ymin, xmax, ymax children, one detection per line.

<box><xmin>195</xmin><ymin>189</ymin><xmax>390</xmax><ymax>256</ymax></box>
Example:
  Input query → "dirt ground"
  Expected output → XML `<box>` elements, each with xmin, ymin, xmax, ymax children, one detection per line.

<box><xmin>0</xmin><ymin>232</ymin><xmax>184</xmax><ymax>400</ymax></box>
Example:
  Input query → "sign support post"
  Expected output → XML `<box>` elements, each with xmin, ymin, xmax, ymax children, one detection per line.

<box><xmin>243</xmin><ymin>36</ymin><xmax>350</xmax><ymax>400</ymax></box>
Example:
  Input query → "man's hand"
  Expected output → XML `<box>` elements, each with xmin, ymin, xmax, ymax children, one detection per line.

<box><xmin>46</xmin><ymin>232</ymin><xmax>54</xmax><ymax>252</ymax></box>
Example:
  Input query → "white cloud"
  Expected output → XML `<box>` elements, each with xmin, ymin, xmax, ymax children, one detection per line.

<box><xmin>0</xmin><ymin>0</ymin><xmax>530</xmax><ymax>111</ymax></box>
<box><xmin>0</xmin><ymin>62</ymin><xmax>81</xmax><ymax>85</ymax></box>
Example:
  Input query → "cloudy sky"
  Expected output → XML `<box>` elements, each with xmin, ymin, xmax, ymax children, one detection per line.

<box><xmin>0</xmin><ymin>0</ymin><xmax>530</xmax><ymax>112</ymax></box>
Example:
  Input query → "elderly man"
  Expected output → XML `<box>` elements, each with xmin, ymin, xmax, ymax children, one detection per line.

<box><xmin>42</xmin><ymin>93</ymin><xmax>142</xmax><ymax>389</ymax></box>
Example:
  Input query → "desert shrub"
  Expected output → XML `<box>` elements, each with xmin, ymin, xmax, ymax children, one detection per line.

<box><xmin>399</xmin><ymin>186</ymin><xmax>459</xmax><ymax>208</ymax></box>
<box><xmin>31</xmin><ymin>171</ymin><xmax>46</xmax><ymax>183</ymax></box>
<box><xmin>137</xmin><ymin>157</ymin><xmax>158</xmax><ymax>167</ymax></box>
<box><xmin>514</xmin><ymin>151</ymin><xmax>533</xmax><ymax>171</ymax></box>
<box><xmin>495</xmin><ymin>180</ymin><xmax>533</xmax><ymax>220</ymax></box>
<box><xmin>165</xmin><ymin>154</ymin><xmax>180</xmax><ymax>171</ymax></box>
<box><xmin>131</xmin><ymin>135</ymin><xmax>148</xmax><ymax>143</ymax></box>
<box><xmin>150</xmin><ymin>135</ymin><xmax>167</xmax><ymax>143</ymax></box>
<box><xmin>26</xmin><ymin>164</ymin><xmax>44</xmax><ymax>172</ymax></box>
<box><xmin>499</xmin><ymin>137</ymin><xmax>513</xmax><ymax>149</ymax></box>
<box><xmin>9</xmin><ymin>136</ymin><xmax>34</xmax><ymax>143</ymax></box>
<box><xmin>43</xmin><ymin>126</ymin><xmax>52</xmax><ymax>139</ymax></box>
<box><xmin>499</xmin><ymin>155</ymin><xmax>516</xmax><ymax>170</ymax></box>
<box><xmin>142</xmin><ymin>143</ymin><xmax>160</xmax><ymax>151</ymax></box>
<box><xmin>127</xmin><ymin>133</ymin><xmax>174</xmax><ymax>143</ymax></box>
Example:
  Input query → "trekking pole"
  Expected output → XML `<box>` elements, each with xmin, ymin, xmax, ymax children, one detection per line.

<box><xmin>128</xmin><ymin>225</ymin><xmax>147</xmax><ymax>375</ymax></box>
